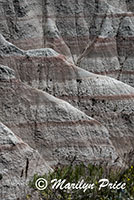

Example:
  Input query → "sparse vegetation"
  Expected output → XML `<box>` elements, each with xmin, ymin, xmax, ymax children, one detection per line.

<box><xmin>29</xmin><ymin>163</ymin><xmax>134</xmax><ymax>200</ymax></box>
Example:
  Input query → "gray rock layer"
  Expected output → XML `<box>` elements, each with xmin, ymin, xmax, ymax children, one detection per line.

<box><xmin>0</xmin><ymin>122</ymin><xmax>51</xmax><ymax>200</ymax></box>
<box><xmin>0</xmin><ymin>73</ymin><xmax>118</xmax><ymax>165</ymax></box>
<box><xmin>0</xmin><ymin>41</ymin><xmax>133</xmax><ymax>158</ymax></box>
<box><xmin>0</xmin><ymin>0</ymin><xmax>134</xmax><ymax>199</ymax></box>
<box><xmin>0</xmin><ymin>0</ymin><xmax>134</xmax><ymax>85</ymax></box>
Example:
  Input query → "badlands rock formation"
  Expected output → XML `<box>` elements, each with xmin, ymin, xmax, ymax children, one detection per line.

<box><xmin>0</xmin><ymin>37</ymin><xmax>134</xmax><ymax>157</ymax></box>
<box><xmin>0</xmin><ymin>0</ymin><xmax>134</xmax><ymax>199</ymax></box>
<box><xmin>0</xmin><ymin>65</ymin><xmax>118</xmax><ymax>165</ymax></box>
<box><xmin>0</xmin><ymin>0</ymin><xmax>134</xmax><ymax>85</ymax></box>
<box><xmin>0</xmin><ymin>122</ymin><xmax>51</xmax><ymax>200</ymax></box>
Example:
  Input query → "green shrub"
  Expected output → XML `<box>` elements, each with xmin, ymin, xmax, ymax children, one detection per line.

<box><xmin>29</xmin><ymin>163</ymin><xmax>134</xmax><ymax>200</ymax></box>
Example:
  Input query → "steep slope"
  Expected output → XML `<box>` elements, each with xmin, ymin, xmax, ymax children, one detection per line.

<box><xmin>0</xmin><ymin>0</ymin><xmax>134</xmax><ymax>85</ymax></box>
<box><xmin>0</xmin><ymin>122</ymin><xmax>51</xmax><ymax>200</ymax></box>
<box><xmin>0</xmin><ymin>38</ymin><xmax>133</xmax><ymax>157</ymax></box>
<box><xmin>0</xmin><ymin>1</ymin><xmax>134</xmax><ymax>199</ymax></box>
<box><xmin>0</xmin><ymin>65</ymin><xmax>119</xmax><ymax>166</ymax></box>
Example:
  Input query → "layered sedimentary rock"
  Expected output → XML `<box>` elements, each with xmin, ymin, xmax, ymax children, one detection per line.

<box><xmin>0</xmin><ymin>122</ymin><xmax>51</xmax><ymax>200</ymax></box>
<box><xmin>0</xmin><ymin>0</ymin><xmax>134</xmax><ymax>85</ymax></box>
<box><xmin>0</xmin><ymin>65</ymin><xmax>119</xmax><ymax>166</ymax></box>
<box><xmin>0</xmin><ymin>1</ymin><xmax>134</xmax><ymax>199</ymax></box>
<box><xmin>0</xmin><ymin>0</ymin><xmax>44</xmax><ymax>49</ymax></box>
<box><xmin>0</xmin><ymin>38</ymin><xmax>133</xmax><ymax>157</ymax></box>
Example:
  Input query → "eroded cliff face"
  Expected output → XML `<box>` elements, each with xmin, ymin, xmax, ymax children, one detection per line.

<box><xmin>0</xmin><ymin>0</ymin><xmax>134</xmax><ymax>199</ymax></box>
<box><xmin>0</xmin><ymin>65</ymin><xmax>118</xmax><ymax>166</ymax></box>
<box><xmin>0</xmin><ymin>38</ymin><xmax>134</xmax><ymax>158</ymax></box>
<box><xmin>0</xmin><ymin>0</ymin><xmax>134</xmax><ymax>85</ymax></box>
<box><xmin>0</xmin><ymin>122</ymin><xmax>51</xmax><ymax>200</ymax></box>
